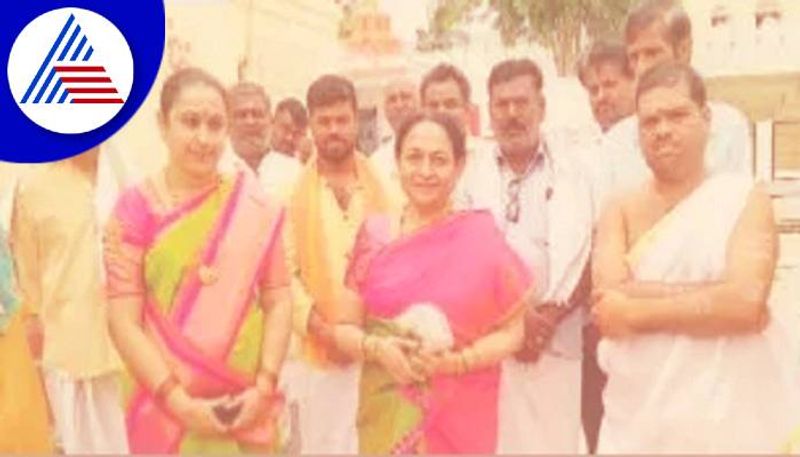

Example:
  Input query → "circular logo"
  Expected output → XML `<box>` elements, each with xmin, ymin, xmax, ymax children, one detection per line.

<box><xmin>1</xmin><ymin>0</ymin><xmax>164</xmax><ymax>163</ymax></box>
<box><xmin>7</xmin><ymin>8</ymin><xmax>133</xmax><ymax>134</ymax></box>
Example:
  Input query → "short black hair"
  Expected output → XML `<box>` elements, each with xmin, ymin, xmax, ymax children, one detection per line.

<box><xmin>228</xmin><ymin>82</ymin><xmax>270</xmax><ymax>112</ymax></box>
<box><xmin>306</xmin><ymin>74</ymin><xmax>357</xmax><ymax>115</ymax></box>
<box><xmin>275</xmin><ymin>97</ymin><xmax>308</xmax><ymax>129</ymax></box>
<box><xmin>160</xmin><ymin>67</ymin><xmax>227</xmax><ymax>116</ymax></box>
<box><xmin>625</xmin><ymin>0</ymin><xmax>692</xmax><ymax>51</ymax></box>
<box><xmin>420</xmin><ymin>63</ymin><xmax>471</xmax><ymax>104</ymax></box>
<box><xmin>577</xmin><ymin>39</ymin><xmax>633</xmax><ymax>87</ymax></box>
<box><xmin>636</xmin><ymin>62</ymin><xmax>706</xmax><ymax>108</ymax></box>
<box><xmin>487</xmin><ymin>58</ymin><xmax>544</xmax><ymax>96</ymax></box>
<box><xmin>394</xmin><ymin>112</ymin><xmax>466</xmax><ymax>163</ymax></box>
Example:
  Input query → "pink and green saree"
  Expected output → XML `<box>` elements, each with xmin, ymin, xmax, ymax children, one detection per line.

<box><xmin>347</xmin><ymin>210</ymin><xmax>533</xmax><ymax>454</ymax></box>
<box><xmin>104</xmin><ymin>170</ymin><xmax>287</xmax><ymax>454</ymax></box>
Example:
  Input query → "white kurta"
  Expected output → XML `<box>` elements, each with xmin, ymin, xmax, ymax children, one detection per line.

<box><xmin>256</xmin><ymin>151</ymin><xmax>302</xmax><ymax>202</ymax></box>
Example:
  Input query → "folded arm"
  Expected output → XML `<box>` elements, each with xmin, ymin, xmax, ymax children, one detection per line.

<box><xmin>592</xmin><ymin>185</ymin><xmax>776</xmax><ymax>338</ymax></box>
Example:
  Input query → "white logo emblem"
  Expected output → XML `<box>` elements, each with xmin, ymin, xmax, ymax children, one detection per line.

<box><xmin>7</xmin><ymin>8</ymin><xmax>134</xmax><ymax>134</ymax></box>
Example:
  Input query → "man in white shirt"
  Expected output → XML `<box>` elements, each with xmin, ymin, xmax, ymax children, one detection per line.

<box><xmin>369</xmin><ymin>76</ymin><xmax>418</xmax><ymax>183</ymax></box>
<box><xmin>459</xmin><ymin>58</ymin><xmax>594</xmax><ymax>453</ymax></box>
<box><xmin>224</xmin><ymin>84</ymin><xmax>303</xmax><ymax>201</ymax></box>
<box><xmin>257</xmin><ymin>97</ymin><xmax>306</xmax><ymax>201</ymax></box>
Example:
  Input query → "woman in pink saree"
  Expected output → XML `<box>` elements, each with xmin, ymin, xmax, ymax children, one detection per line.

<box><xmin>331</xmin><ymin>113</ymin><xmax>533</xmax><ymax>454</ymax></box>
<box><xmin>104</xmin><ymin>68</ymin><xmax>292</xmax><ymax>454</ymax></box>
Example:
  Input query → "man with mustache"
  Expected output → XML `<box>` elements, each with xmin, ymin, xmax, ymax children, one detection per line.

<box><xmin>227</xmin><ymin>82</ymin><xmax>272</xmax><ymax>172</ymax></box>
<box><xmin>419</xmin><ymin>63</ymin><xmax>492</xmax><ymax>157</ymax></box>
<box><xmin>602</xmin><ymin>0</ymin><xmax>752</xmax><ymax>198</ymax></box>
<box><xmin>592</xmin><ymin>62</ymin><xmax>799</xmax><ymax>453</ymax></box>
<box><xmin>284</xmin><ymin>74</ymin><xmax>396</xmax><ymax>453</ymax></box>
<box><xmin>578</xmin><ymin>39</ymin><xmax>636</xmax><ymax>134</ymax></box>
<box><xmin>458</xmin><ymin>58</ymin><xmax>594</xmax><ymax>453</ymax></box>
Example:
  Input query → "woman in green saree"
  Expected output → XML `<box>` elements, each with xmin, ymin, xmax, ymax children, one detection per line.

<box><xmin>104</xmin><ymin>67</ymin><xmax>292</xmax><ymax>454</ymax></box>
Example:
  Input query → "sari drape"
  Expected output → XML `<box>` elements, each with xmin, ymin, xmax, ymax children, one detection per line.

<box><xmin>348</xmin><ymin>210</ymin><xmax>532</xmax><ymax>454</ymax></box>
<box><xmin>105</xmin><ymin>171</ymin><xmax>287</xmax><ymax>453</ymax></box>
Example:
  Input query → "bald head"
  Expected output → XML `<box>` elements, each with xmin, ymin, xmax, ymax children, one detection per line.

<box><xmin>383</xmin><ymin>76</ymin><xmax>418</xmax><ymax>133</ymax></box>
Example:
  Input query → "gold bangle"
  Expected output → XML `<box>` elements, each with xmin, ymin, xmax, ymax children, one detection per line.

<box><xmin>154</xmin><ymin>374</ymin><xmax>180</xmax><ymax>405</ymax></box>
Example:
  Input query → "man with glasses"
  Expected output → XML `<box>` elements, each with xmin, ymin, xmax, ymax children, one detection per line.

<box><xmin>457</xmin><ymin>58</ymin><xmax>594</xmax><ymax>453</ymax></box>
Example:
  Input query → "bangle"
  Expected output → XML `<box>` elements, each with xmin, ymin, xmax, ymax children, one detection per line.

<box><xmin>154</xmin><ymin>374</ymin><xmax>180</xmax><ymax>405</ymax></box>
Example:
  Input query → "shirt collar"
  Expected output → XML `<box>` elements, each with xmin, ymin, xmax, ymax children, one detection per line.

<box><xmin>495</xmin><ymin>139</ymin><xmax>550</xmax><ymax>178</ymax></box>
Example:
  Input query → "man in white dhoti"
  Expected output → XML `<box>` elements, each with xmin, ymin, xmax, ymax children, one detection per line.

<box><xmin>11</xmin><ymin>144</ymin><xmax>133</xmax><ymax>453</ymax></box>
<box><xmin>458</xmin><ymin>58</ymin><xmax>594</xmax><ymax>453</ymax></box>
<box><xmin>592</xmin><ymin>62</ymin><xmax>799</xmax><ymax>453</ymax></box>
<box><xmin>603</xmin><ymin>0</ymin><xmax>752</xmax><ymax>196</ymax></box>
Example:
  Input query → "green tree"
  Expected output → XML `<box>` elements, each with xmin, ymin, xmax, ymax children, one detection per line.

<box><xmin>425</xmin><ymin>0</ymin><xmax>636</xmax><ymax>75</ymax></box>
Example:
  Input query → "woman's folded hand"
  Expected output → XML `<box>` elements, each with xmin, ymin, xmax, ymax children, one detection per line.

<box><xmin>374</xmin><ymin>336</ymin><xmax>425</xmax><ymax>385</ymax></box>
<box><xmin>167</xmin><ymin>388</ymin><xmax>230</xmax><ymax>436</ymax></box>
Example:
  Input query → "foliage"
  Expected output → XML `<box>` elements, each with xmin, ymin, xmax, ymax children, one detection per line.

<box><xmin>423</xmin><ymin>0</ymin><xmax>636</xmax><ymax>75</ymax></box>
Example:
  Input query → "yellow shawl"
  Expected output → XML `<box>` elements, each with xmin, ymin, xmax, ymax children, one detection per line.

<box><xmin>290</xmin><ymin>153</ymin><xmax>395</xmax><ymax>366</ymax></box>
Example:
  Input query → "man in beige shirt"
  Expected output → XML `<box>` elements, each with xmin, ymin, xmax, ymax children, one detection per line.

<box><xmin>12</xmin><ymin>145</ymin><xmax>131</xmax><ymax>453</ymax></box>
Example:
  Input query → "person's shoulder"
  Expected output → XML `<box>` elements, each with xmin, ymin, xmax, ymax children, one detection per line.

<box><xmin>17</xmin><ymin>163</ymin><xmax>57</xmax><ymax>191</ymax></box>
<box><xmin>605</xmin><ymin>115</ymin><xmax>637</xmax><ymax>139</ymax></box>
<box><xmin>709</xmin><ymin>101</ymin><xmax>749</xmax><ymax>126</ymax></box>
<box><xmin>707</xmin><ymin>171</ymin><xmax>755</xmax><ymax>200</ymax></box>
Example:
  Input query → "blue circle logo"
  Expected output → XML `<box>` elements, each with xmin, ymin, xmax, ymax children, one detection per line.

<box><xmin>1</xmin><ymin>0</ymin><xmax>165</xmax><ymax>163</ymax></box>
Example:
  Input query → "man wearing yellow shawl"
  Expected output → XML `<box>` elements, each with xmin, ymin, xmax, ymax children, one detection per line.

<box><xmin>283</xmin><ymin>74</ymin><xmax>397</xmax><ymax>453</ymax></box>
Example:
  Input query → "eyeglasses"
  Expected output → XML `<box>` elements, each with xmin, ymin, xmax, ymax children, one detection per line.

<box><xmin>505</xmin><ymin>178</ymin><xmax>522</xmax><ymax>224</ymax></box>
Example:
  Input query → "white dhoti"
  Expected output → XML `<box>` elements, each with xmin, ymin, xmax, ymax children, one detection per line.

<box><xmin>44</xmin><ymin>370</ymin><xmax>128</xmax><ymax>454</ymax></box>
<box><xmin>598</xmin><ymin>174</ymin><xmax>800</xmax><ymax>454</ymax></box>
<box><xmin>279</xmin><ymin>359</ymin><xmax>360</xmax><ymax>454</ymax></box>
<box><xmin>497</xmin><ymin>355</ymin><xmax>582</xmax><ymax>453</ymax></box>
<box><xmin>497</xmin><ymin>310</ymin><xmax>584</xmax><ymax>453</ymax></box>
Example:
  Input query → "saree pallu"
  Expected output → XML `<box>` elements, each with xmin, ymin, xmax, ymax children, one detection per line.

<box><xmin>0</xmin><ymin>230</ymin><xmax>52</xmax><ymax>454</ymax></box>
<box><xmin>348</xmin><ymin>210</ymin><xmax>532</xmax><ymax>454</ymax></box>
<box><xmin>105</xmin><ymin>170</ymin><xmax>286</xmax><ymax>454</ymax></box>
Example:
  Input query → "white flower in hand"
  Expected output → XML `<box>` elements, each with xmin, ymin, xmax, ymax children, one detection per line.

<box><xmin>394</xmin><ymin>303</ymin><xmax>454</xmax><ymax>353</ymax></box>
